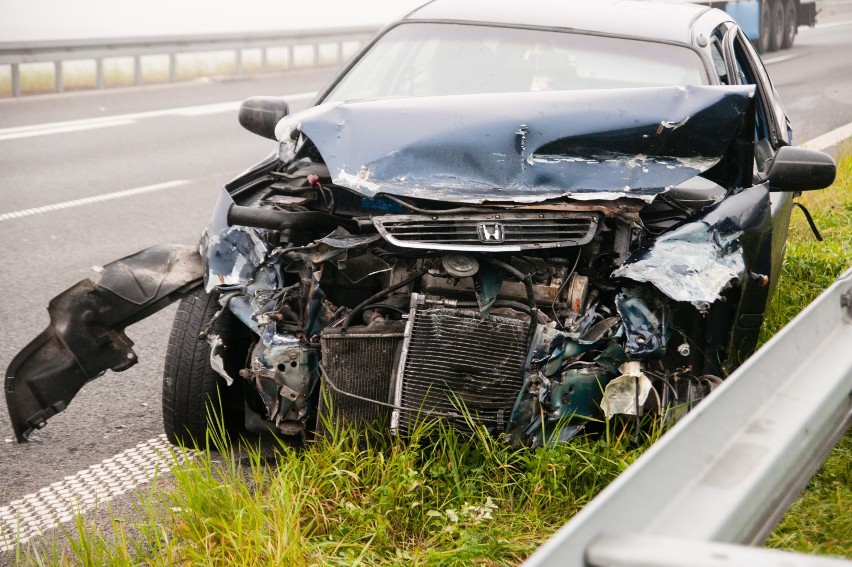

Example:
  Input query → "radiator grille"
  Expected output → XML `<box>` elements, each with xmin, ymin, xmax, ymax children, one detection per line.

<box><xmin>374</xmin><ymin>213</ymin><xmax>599</xmax><ymax>251</ymax></box>
<box><xmin>397</xmin><ymin>307</ymin><xmax>529</xmax><ymax>434</ymax></box>
<box><xmin>319</xmin><ymin>323</ymin><xmax>404</xmax><ymax>434</ymax></box>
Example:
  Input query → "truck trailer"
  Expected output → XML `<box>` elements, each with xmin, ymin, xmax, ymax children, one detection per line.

<box><xmin>686</xmin><ymin>0</ymin><xmax>818</xmax><ymax>51</ymax></box>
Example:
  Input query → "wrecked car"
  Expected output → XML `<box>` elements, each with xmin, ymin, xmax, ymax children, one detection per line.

<box><xmin>5</xmin><ymin>0</ymin><xmax>836</xmax><ymax>447</ymax></box>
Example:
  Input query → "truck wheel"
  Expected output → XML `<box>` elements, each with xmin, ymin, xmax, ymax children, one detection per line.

<box><xmin>782</xmin><ymin>0</ymin><xmax>797</xmax><ymax>49</ymax></box>
<box><xmin>769</xmin><ymin>0</ymin><xmax>785</xmax><ymax>51</ymax></box>
<box><xmin>162</xmin><ymin>286</ymin><xmax>248</xmax><ymax>446</ymax></box>
<box><xmin>758</xmin><ymin>1</ymin><xmax>772</xmax><ymax>53</ymax></box>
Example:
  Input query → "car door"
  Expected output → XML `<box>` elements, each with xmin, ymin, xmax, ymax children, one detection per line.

<box><xmin>719</xmin><ymin>26</ymin><xmax>795</xmax><ymax>364</ymax></box>
<box><xmin>726</xmin><ymin>26</ymin><xmax>795</xmax><ymax>283</ymax></box>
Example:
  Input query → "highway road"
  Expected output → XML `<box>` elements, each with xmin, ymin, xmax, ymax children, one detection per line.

<box><xmin>0</xmin><ymin>69</ymin><xmax>335</xmax><ymax>508</ymax></box>
<box><xmin>1</xmin><ymin>18</ymin><xmax>851</xmax><ymax>556</ymax></box>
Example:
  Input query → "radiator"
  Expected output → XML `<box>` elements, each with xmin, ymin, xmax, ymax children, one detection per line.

<box><xmin>393</xmin><ymin>295</ymin><xmax>530</xmax><ymax>435</ymax></box>
<box><xmin>318</xmin><ymin>321</ymin><xmax>404</xmax><ymax>435</ymax></box>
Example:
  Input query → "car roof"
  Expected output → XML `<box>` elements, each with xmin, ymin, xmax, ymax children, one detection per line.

<box><xmin>404</xmin><ymin>0</ymin><xmax>721</xmax><ymax>45</ymax></box>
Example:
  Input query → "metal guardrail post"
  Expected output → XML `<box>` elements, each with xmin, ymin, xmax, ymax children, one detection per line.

<box><xmin>54</xmin><ymin>61</ymin><xmax>63</xmax><ymax>93</ymax></box>
<box><xmin>524</xmin><ymin>267</ymin><xmax>852</xmax><ymax>567</ymax></box>
<box><xmin>235</xmin><ymin>49</ymin><xmax>242</xmax><ymax>76</ymax></box>
<box><xmin>168</xmin><ymin>53</ymin><xmax>176</xmax><ymax>83</ymax></box>
<box><xmin>260</xmin><ymin>48</ymin><xmax>268</xmax><ymax>73</ymax></box>
<box><xmin>11</xmin><ymin>63</ymin><xmax>20</xmax><ymax>96</ymax></box>
<box><xmin>96</xmin><ymin>58</ymin><xmax>104</xmax><ymax>89</ymax></box>
<box><xmin>133</xmin><ymin>56</ymin><xmax>141</xmax><ymax>86</ymax></box>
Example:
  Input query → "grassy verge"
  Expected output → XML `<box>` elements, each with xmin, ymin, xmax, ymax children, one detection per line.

<box><xmin>16</xmin><ymin>150</ymin><xmax>852</xmax><ymax>565</ymax></box>
<box><xmin>22</xmin><ymin>421</ymin><xmax>650</xmax><ymax>566</ymax></box>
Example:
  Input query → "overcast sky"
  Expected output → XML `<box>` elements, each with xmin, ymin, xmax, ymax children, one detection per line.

<box><xmin>0</xmin><ymin>0</ymin><xmax>423</xmax><ymax>42</ymax></box>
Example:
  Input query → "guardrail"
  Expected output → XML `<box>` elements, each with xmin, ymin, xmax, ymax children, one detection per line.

<box><xmin>524</xmin><ymin>267</ymin><xmax>852</xmax><ymax>566</ymax></box>
<box><xmin>0</xmin><ymin>26</ymin><xmax>378</xmax><ymax>97</ymax></box>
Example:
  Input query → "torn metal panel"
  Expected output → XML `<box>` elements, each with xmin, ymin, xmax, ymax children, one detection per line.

<box><xmin>613</xmin><ymin>224</ymin><xmax>745</xmax><ymax>309</ymax></box>
<box><xmin>612</xmin><ymin>185</ymin><xmax>769</xmax><ymax>309</ymax></box>
<box><xmin>287</xmin><ymin>86</ymin><xmax>755</xmax><ymax>204</ymax></box>
<box><xmin>246</xmin><ymin>335</ymin><xmax>318</xmax><ymax>434</ymax></box>
<box><xmin>5</xmin><ymin>245</ymin><xmax>202</xmax><ymax>442</ymax></box>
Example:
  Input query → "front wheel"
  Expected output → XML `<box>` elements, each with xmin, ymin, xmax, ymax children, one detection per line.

<box><xmin>162</xmin><ymin>287</ymin><xmax>248</xmax><ymax>446</ymax></box>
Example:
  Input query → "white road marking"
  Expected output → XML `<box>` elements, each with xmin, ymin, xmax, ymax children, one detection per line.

<box><xmin>800</xmin><ymin>121</ymin><xmax>852</xmax><ymax>151</ymax></box>
<box><xmin>0</xmin><ymin>435</ymin><xmax>190</xmax><ymax>553</ymax></box>
<box><xmin>815</xmin><ymin>18</ymin><xmax>852</xmax><ymax>29</ymax></box>
<box><xmin>0</xmin><ymin>119</ymin><xmax>136</xmax><ymax>142</ymax></box>
<box><xmin>0</xmin><ymin>180</ymin><xmax>189</xmax><ymax>222</ymax></box>
<box><xmin>762</xmin><ymin>53</ymin><xmax>800</xmax><ymax>65</ymax></box>
<box><xmin>0</xmin><ymin>91</ymin><xmax>316</xmax><ymax>142</ymax></box>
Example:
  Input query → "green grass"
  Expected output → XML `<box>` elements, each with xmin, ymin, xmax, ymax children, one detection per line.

<box><xmin>22</xmin><ymin>419</ymin><xmax>650</xmax><ymax>566</ymax></box>
<box><xmin>15</xmin><ymin>150</ymin><xmax>852</xmax><ymax>565</ymax></box>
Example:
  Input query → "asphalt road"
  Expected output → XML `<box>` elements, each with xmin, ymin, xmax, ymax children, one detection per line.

<box><xmin>0</xmin><ymin>67</ymin><xmax>337</xmax><ymax>506</ymax></box>
<box><xmin>0</xmin><ymin>18</ymin><xmax>850</xmax><ymax>551</ymax></box>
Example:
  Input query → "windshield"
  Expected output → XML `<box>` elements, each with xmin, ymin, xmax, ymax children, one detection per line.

<box><xmin>324</xmin><ymin>23</ymin><xmax>709</xmax><ymax>103</ymax></box>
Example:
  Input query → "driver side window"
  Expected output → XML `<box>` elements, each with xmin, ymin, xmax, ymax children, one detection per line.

<box><xmin>732</xmin><ymin>36</ymin><xmax>771</xmax><ymax>144</ymax></box>
<box><xmin>729</xmin><ymin>28</ymin><xmax>786</xmax><ymax>151</ymax></box>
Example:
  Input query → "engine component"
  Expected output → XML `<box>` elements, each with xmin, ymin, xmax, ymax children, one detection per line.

<box><xmin>442</xmin><ymin>254</ymin><xmax>480</xmax><ymax>278</ymax></box>
<box><xmin>392</xmin><ymin>294</ymin><xmax>530</xmax><ymax>435</ymax></box>
<box><xmin>245</xmin><ymin>337</ymin><xmax>317</xmax><ymax>435</ymax></box>
<box><xmin>318</xmin><ymin>321</ymin><xmax>405</xmax><ymax>433</ymax></box>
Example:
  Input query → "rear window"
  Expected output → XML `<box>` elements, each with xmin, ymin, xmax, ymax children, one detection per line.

<box><xmin>324</xmin><ymin>22</ymin><xmax>709</xmax><ymax>103</ymax></box>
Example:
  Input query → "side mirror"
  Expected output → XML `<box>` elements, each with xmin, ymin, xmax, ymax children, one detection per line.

<box><xmin>766</xmin><ymin>146</ymin><xmax>836</xmax><ymax>192</ymax></box>
<box><xmin>238</xmin><ymin>97</ymin><xmax>289</xmax><ymax>140</ymax></box>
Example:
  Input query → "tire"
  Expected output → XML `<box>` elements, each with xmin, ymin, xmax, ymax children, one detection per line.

<box><xmin>757</xmin><ymin>1</ymin><xmax>772</xmax><ymax>53</ymax></box>
<box><xmin>782</xmin><ymin>0</ymin><xmax>797</xmax><ymax>49</ymax></box>
<box><xmin>162</xmin><ymin>286</ymin><xmax>248</xmax><ymax>446</ymax></box>
<box><xmin>768</xmin><ymin>0</ymin><xmax>785</xmax><ymax>52</ymax></box>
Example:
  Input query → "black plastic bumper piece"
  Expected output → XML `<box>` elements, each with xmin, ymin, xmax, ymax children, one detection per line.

<box><xmin>4</xmin><ymin>244</ymin><xmax>203</xmax><ymax>442</ymax></box>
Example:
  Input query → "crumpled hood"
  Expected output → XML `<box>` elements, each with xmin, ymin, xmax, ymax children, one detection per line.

<box><xmin>279</xmin><ymin>85</ymin><xmax>755</xmax><ymax>204</ymax></box>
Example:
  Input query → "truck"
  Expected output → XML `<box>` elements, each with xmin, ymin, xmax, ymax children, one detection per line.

<box><xmin>689</xmin><ymin>0</ymin><xmax>818</xmax><ymax>52</ymax></box>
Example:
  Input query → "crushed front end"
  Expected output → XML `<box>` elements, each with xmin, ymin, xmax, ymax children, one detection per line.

<box><xmin>6</xmin><ymin>86</ymin><xmax>775</xmax><ymax>446</ymax></box>
<box><xmin>198</xmin><ymin>85</ymin><xmax>770</xmax><ymax>445</ymax></box>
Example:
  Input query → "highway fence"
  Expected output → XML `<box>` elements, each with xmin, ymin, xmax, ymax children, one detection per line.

<box><xmin>2</xmin><ymin>0</ymin><xmax>852</xmax><ymax>98</ymax></box>
<box><xmin>0</xmin><ymin>26</ymin><xmax>377</xmax><ymax>97</ymax></box>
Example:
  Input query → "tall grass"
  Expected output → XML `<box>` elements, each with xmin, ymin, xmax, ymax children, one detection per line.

<box><xmin>17</xmin><ymin>150</ymin><xmax>852</xmax><ymax>565</ymax></box>
<box><xmin>23</xmin><ymin>416</ymin><xmax>649</xmax><ymax>566</ymax></box>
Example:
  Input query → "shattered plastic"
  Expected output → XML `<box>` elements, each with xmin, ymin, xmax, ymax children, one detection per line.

<box><xmin>601</xmin><ymin>362</ymin><xmax>654</xmax><ymax>419</ymax></box>
<box><xmin>208</xmin><ymin>334</ymin><xmax>233</xmax><ymax>386</ymax></box>
<box><xmin>288</xmin><ymin>86</ymin><xmax>754</xmax><ymax>203</ymax></box>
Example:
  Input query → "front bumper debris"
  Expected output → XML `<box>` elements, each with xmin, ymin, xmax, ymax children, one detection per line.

<box><xmin>5</xmin><ymin>244</ymin><xmax>202</xmax><ymax>442</ymax></box>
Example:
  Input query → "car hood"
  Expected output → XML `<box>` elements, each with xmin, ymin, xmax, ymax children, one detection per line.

<box><xmin>280</xmin><ymin>85</ymin><xmax>755</xmax><ymax>204</ymax></box>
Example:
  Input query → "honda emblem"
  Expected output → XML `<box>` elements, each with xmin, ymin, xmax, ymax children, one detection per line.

<box><xmin>477</xmin><ymin>222</ymin><xmax>505</xmax><ymax>243</ymax></box>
